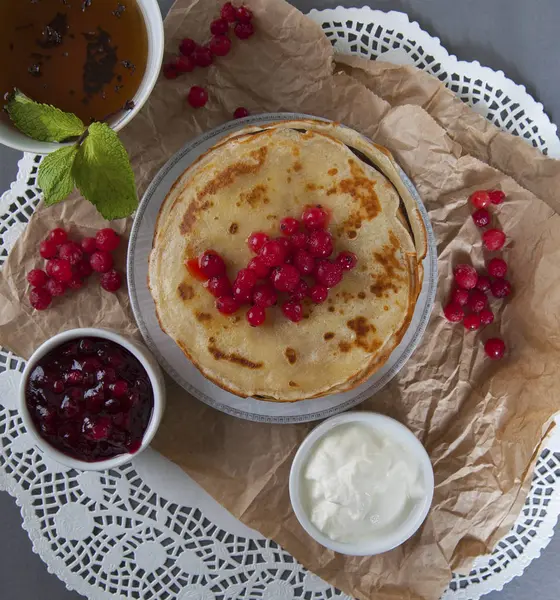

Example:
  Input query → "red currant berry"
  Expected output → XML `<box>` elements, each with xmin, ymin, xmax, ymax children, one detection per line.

<box><xmin>453</xmin><ymin>264</ymin><xmax>478</xmax><ymax>290</ymax></box>
<box><xmin>246</xmin><ymin>305</ymin><xmax>266</xmax><ymax>327</ymax></box>
<box><xmin>315</xmin><ymin>260</ymin><xmax>343</xmax><ymax>288</ymax></box>
<box><xmin>47</xmin><ymin>258</ymin><xmax>73</xmax><ymax>282</ymax></box>
<box><xmin>58</xmin><ymin>242</ymin><xmax>83</xmax><ymax>265</ymax></box>
<box><xmin>90</xmin><ymin>251</ymin><xmax>114</xmax><ymax>273</ymax></box>
<box><xmin>179</xmin><ymin>38</ymin><xmax>197</xmax><ymax>56</ymax></box>
<box><xmin>75</xmin><ymin>259</ymin><xmax>93</xmax><ymax>279</ymax></box>
<box><xmin>463</xmin><ymin>313</ymin><xmax>481</xmax><ymax>331</ymax></box>
<box><xmin>39</xmin><ymin>239</ymin><xmax>58</xmax><ymax>259</ymax></box>
<box><xmin>282</xmin><ymin>300</ymin><xmax>303</xmax><ymax>323</ymax></box>
<box><xmin>162</xmin><ymin>63</ymin><xmax>179</xmax><ymax>79</ymax></box>
<box><xmin>216</xmin><ymin>295</ymin><xmax>239</xmax><ymax>315</ymax></box>
<box><xmin>247</xmin><ymin>256</ymin><xmax>270</xmax><ymax>279</ymax></box>
<box><xmin>485</xmin><ymin>338</ymin><xmax>506</xmax><ymax>359</ymax></box>
<box><xmin>451</xmin><ymin>288</ymin><xmax>469</xmax><ymax>306</ymax></box>
<box><xmin>48</xmin><ymin>227</ymin><xmax>68</xmax><ymax>246</ymax></box>
<box><xmin>291</xmin><ymin>279</ymin><xmax>309</xmax><ymax>301</ymax></box>
<box><xmin>489</xmin><ymin>190</ymin><xmax>505</xmax><ymax>205</ymax></box>
<box><xmin>233</xmin><ymin>285</ymin><xmax>252</xmax><ymax>304</ymax></box>
<box><xmin>467</xmin><ymin>289</ymin><xmax>488</xmax><ymax>313</ymax></box>
<box><xmin>207</xmin><ymin>275</ymin><xmax>232</xmax><ymax>298</ymax></box>
<box><xmin>192</xmin><ymin>46</ymin><xmax>213</xmax><ymax>67</ymax></box>
<box><xmin>233</xmin><ymin>107</ymin><xmax>250</xmax><ymax>119</ymax></box>
<box><xmin>210</xmin><ymin>18</ymin><xmax>229</xmax><ymax>35</ymax></box>
<box><xmin>81</xmin><ymin>237</ymin><xmax>97</xmax><ymax>254</ymax></box>
<box><xmin>271</xmin><ymin>264</ymin><xmax>300</xmax><ymax>292</ymax></box>
<box><xmin>199</xmin><ymin>250</ymin><xmax>226</xmax><ymax>278</ymax></box>
<box><xmin>482</xmin><ymin>228</ymin><xmax>506</xmax><ymax>251</ymax></box>
<box><xmin>209</xmin><ymin>34</ymin><xmax>232</xmax><ymax>57</ymax></box>
<box><xmin>469</xmin><ymin>190</ymin><xmax>490</xmax><ymax>209</ymax></box>
<box><xmin>236</xmin><ymin>6</ymin><xmax>253</xmax><ymax>22</ymax></box>
<box><xmin>336</xmin><ymin>251</ymin><xmax>357</xmax><ymax>271</ymax></box>
<box><xmin>29</xmin><ymin>287</ymin><xmax>52</xmax><ymax>310</ymax></box>
<box><xmin>302</xmin><ymin>205</ymin><xmax>327</xmax><ymax>230</ymax></box>
<box><xmin>45</xmin><ymin>278</ymin><xmax>66</xmax><ymax>297</ymax></box>
<box><xmin>27</xmin><ymin>269</ymin><xmax>48</xmax><ymax>288</ymax></box>
<box><xmin>309</xmin><ymin>284</ymin><xmax>328</xmax><ymax>304</ymax></box>
<box><xmin>290</xmin><ymin>231</ymin><xmax>308</xmax><ymax>249</ymax></box>
<box><xmin>487</xmin><ymin>257</ymin><xmax>507</xmax><ymax>278</ymax></box>
<box><xmin>234</xmin><ymin>21</ymin><xmax>254</xmax><ymax>39</ymax></box>
<box><xmin>475</xmin><ymin>275</ymin><xmax>491</xmax><ymax>292</ymax></box>
<box><xmin>490</xmin><ymin>278</ymin><xmax>512</xmax><ymax>299</ymax></box>
<box><xmin>173</xmin><ymin>54</ymin><xmax>195</xmax><ymax>73</ymax></box>
<box><xmin>100</xmin><ymin>270</ymin><xmax>123</xmax><ymax>293</ymax></box>
<box><xmin>480</xmin><ymin>308</ymin><xmax>494</xmax><ymax>326</ymax></box>
<box><xmin>259</xmin><ymin>240</ymin><xmax>287</xmax><ymax>267</ymax></box>
<box><xmin>247</xmin><ymin>231</ymin><xmax>269</xmax><ymax>253</ymax></box>
<box><xmin>280</xmin><ymin>217</ymin><xmax>299</xmax><ymax>236</ymax></box>
<box><xmin>221</xmin><ymin>2</ymin><xmax>237</xmax><ymax>22</ymax></box>
<box><xmin>472</xmin><ymin>208</ymin><xmax>491</xmax><ymax>228</ymax></box>
<box><xmin>443</xmin><ymin>302</ymin><xmax>464</xmax><ymax>322</ymax></box>
<box><xmin>235</xmin><ymin>268</ymin><xmax>258</xmax><ymax>290</ymax></box>
<box><xmin>293</xmin><ymin>249</ymin><xmax>315</xmax><ymax>275</ymax></box>
<box><xmin>187</xmin><ymin>85</ymin><xmax>209</xmax><ymax>108</ymax></box>
<box><xmin>252</xmin><ymin>283</ymin><xmax>277</xmax><ymax>308</ymax></box>
<box><xmin>308</xmin><ymin>229</ymin><xmax>333</xmax><ymax>258</ymax></box>
<box><xmin>67</xmin><ymin>273</ymin><xmax>85</xmax><ymax>290</ymax></box>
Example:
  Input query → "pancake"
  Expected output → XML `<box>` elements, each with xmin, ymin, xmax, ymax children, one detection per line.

<box><xmin>149</xmin><ymin>119</ymin><xmax>426</xmax><ymax>401</ymax></box>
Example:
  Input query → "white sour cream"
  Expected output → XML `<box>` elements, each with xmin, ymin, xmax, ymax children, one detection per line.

<box><xmin>302</xmin><ymin>422</ymin><xmax>425</xmax><ymax>543</ymax></box>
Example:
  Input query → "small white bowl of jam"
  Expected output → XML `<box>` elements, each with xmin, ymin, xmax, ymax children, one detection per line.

<box><xmin>19</xmin><ymin>328</ymin><xmax>165</xmax><ymax>470</ymax></box>
<box><xmin>289</xmin><ymin>412</ymin><xmax>434</xmax><ymax>556</ymax></box>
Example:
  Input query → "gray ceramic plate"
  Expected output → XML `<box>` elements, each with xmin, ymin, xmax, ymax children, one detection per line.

<box><xmin>127</xmin><ymin>113</ymin><xmax>437</xmax><ymax>423</ymax></box>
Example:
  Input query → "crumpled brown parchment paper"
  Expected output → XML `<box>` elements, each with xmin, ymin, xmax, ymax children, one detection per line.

<box><xmin>1</xmin><ymin>1</ymin><xmax>559</xmax><ymax>599</ymax></box>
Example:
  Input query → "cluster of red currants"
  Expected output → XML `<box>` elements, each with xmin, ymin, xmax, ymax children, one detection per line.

<box><xmin>27</xmin><ymin>227</ymin><xmax>123</xmax><ymax>311</ymax></box>
<box><xmin>162</xmin><ymin>2</ymin><xmax>254</xmax><ymax>117</ymax></box>
<box><xmin>444</xmin><ymin>189</ymin><xmax>511</xmax><ymax>359</ymax></box>
<box><xmin>187</xmin><ymin>205</ymin><xmax>357</xmax><ymax>326</ymax></box>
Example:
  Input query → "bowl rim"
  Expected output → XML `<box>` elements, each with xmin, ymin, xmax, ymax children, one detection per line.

<box><xmin>288</xmin><ymin>411</ymin><xmax>434</xmax><ymax>556</ymax></box>
<box><xmin>0</xmin><ymin>0</ymin><xmax>164</xmax><ymax>154</ymax></box>
<box><xmin>18</xmin><ymin>327</ymin><xmax>165</xmax><ymax>471</ymax></box>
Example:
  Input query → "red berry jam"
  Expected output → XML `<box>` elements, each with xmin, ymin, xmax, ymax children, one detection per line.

<box><xmin>25</xmin><ymin>337</ymin><xmax>154</xmax><ymax>462</ymax></box>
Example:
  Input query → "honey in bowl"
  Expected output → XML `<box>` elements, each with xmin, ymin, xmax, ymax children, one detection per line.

<box><xmin>0</xmin><ymin>0</ymin><xmax>148</xmax><ymax>125</ymax></box>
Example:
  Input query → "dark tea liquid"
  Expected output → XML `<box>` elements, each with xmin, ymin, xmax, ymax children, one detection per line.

<box><xmin>0</xmin><ymin>0</ymin><xmax>148</xmax><ymax>124</ymax></box>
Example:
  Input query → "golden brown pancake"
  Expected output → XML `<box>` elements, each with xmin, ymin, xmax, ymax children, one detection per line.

<box><xmin>149</xmin><ymin>120</ymin><xmax>426</xmax><ymax>401</ymax></box>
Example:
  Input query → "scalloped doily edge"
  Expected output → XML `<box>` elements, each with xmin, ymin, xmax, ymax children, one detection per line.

<box><xmin>307</xmin><ymin>7</ymin><xmax>560</xmax><ymax>157</ymax></box>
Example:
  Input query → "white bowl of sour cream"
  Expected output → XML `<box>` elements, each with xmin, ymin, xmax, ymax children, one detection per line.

<box><xmin>289</xmin><ymin>412</ymin><xmax>434</xmax><ymax>556</ymax></box>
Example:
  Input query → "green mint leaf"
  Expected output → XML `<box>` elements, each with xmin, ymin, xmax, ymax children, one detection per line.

<box><xmin>38</xmin><ymin>146</ymin><xmax>78</xmax><ymax>206</ymax></box>
<box><xmin>72</xmin><ymin>122</ymin><xmax>138</xmax><ymax>220</ymax></box>
<box><xmin>6</xmin><ymin>90</ymin><xmax>86</xmax><ymax>143</ymax></box>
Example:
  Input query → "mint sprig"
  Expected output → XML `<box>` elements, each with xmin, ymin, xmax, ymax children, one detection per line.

<box><xmin>73</xmin><ymin>123</ymin><xmax>138</xmax><ymax>220</ymax></box>
<box><xmin>6</xmin><ymin>90</ymin><xmax>138</xmax><ymax>220</ymax></box>
<box><xmin>6</xmin><ymin>90</ymin><xmax>85</xmax><ymax>142</ymax></box>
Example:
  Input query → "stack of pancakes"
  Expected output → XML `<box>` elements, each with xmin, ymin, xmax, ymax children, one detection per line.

<box><xmin>149</xmin><ymin>120</ymin><xmax>427</xmax><ymax>401</ymax></box>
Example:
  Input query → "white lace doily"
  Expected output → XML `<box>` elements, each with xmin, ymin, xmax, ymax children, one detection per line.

<box><xmin>1</xmin><ymin>8</ymin><xmax>560</xmax><ymax>600</ymax></box>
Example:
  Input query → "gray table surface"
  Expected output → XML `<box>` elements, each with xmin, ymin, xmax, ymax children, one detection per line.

<box><xmin>1</xmin><ymin>1</ymin><xmax>559</xmax><ymax>599</ymax></box>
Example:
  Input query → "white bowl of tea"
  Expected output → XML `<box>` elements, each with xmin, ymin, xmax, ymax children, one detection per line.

<box><xmin>0</xmin><ymin>0</ymin><xmax>164</xmax><ymax>154</ymax></box>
